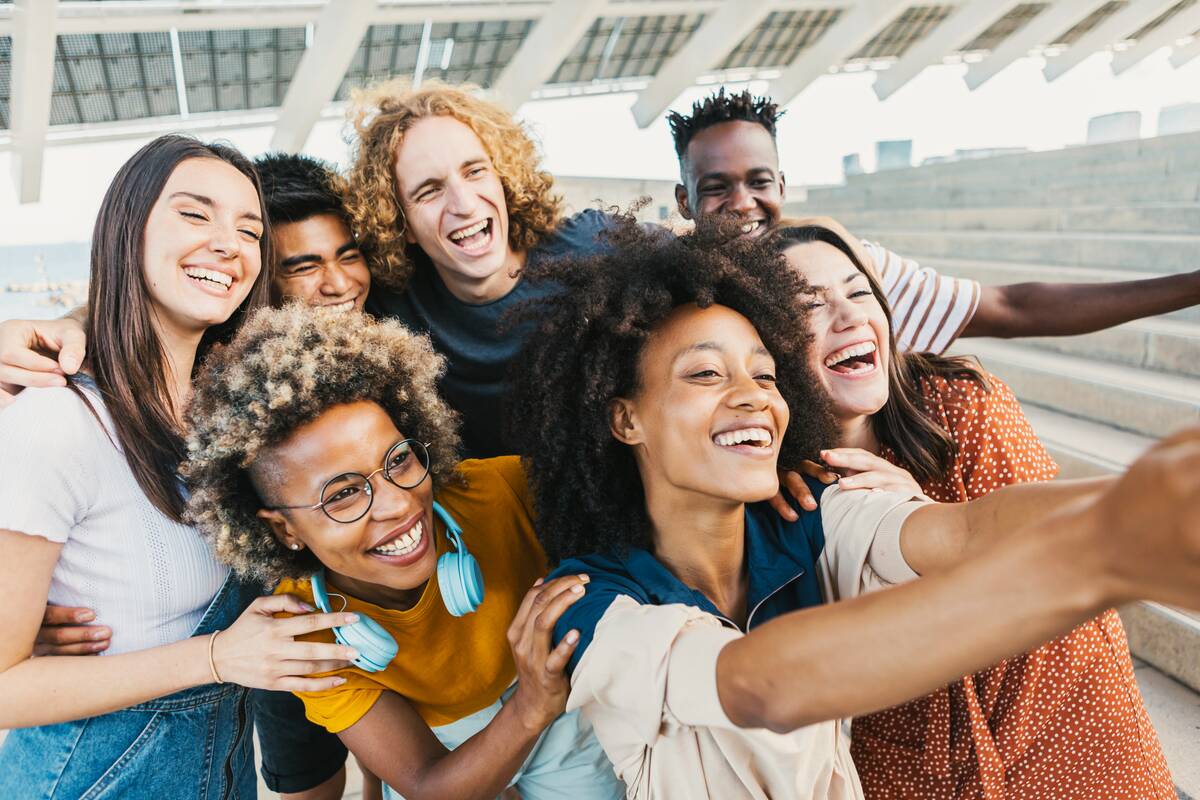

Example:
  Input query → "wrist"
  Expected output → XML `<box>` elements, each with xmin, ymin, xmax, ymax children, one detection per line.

<box><xmin>506</xmin><ymin>687</ymin><xmax>553</xmax><ymax>736</ymax></box>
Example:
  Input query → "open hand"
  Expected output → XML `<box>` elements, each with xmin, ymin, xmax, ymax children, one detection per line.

<box><xmin>506</xmin><ymin>575</ymin><xmax>588</xmax><ymax>732</ymax></box>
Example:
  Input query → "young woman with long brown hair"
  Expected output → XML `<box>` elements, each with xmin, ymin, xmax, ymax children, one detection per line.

<box><xmin>769</xmin><ymin>221</ymin><xmax>1174</xmax><ymax>800</ymax></box>
<box><xmin>0</xmin><ymin>135</ymin><xmax>358</xmax><ymax>799</ymax></box>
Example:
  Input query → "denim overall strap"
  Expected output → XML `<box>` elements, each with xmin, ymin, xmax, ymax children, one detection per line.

<box><xmin>0</xmin><ymin>573</ymin><xmax>266</xmax><ymax>800</ymax></box>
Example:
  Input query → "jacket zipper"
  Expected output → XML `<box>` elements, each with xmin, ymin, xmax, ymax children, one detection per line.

<box><xmin>221</xmin><ymin>689</ymin><xmax>249</xmax><ymax>799</ymax></box>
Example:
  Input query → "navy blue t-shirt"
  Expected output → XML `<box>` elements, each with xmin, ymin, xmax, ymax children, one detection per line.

<box><xmin>366</xmin><ymin>209</ymin><xmax>615</xmax><ymax>458</ymax></box>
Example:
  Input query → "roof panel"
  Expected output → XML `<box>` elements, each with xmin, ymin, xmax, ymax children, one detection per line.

<box><xmin>718</xmin><ymin>8</ymin><xmax>844</xmax><ymax>70</ymax></box>
<box><xmin>549</xmin><ymin>13</ymin><xmax>704</xmax><ymax>85</ymax></box>
<box><xmin>181</xmin><ymin>27</ymin><xmax>305</xmax><ymax>112</ymax></box>
<box><xmin>1053</xmin><ymin>1</ymin><xmax>1128</xmax><ymax>45</ymax></box>
<box><xmin>50</xmin><ymin>32</ymin><xmax>180</xmax><ymax>125</ymax></box>
<box><xmin>1131</xmin><ymin>0</ymin><xmax>1197</xmax><ymax>40</ymax></box>
<box><xmin>963</xmin><ymin>3</ymin><xmax>1049</xmax><ymax>52</ymax></box>
<box><xmin>851</xmin><ymin>4</ymin><xmax>956</xmax><ymax>60</ymax></box>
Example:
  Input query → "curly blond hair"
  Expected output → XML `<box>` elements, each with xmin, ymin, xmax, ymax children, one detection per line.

<box><xmin>344</xmin><ymin>79</ymin><xmax>563</xmax><ymax>289</ymax></box>
<box><xmin>183</xmin><ymin>304</ymin><xmax>462</xmax><ymax>582</ymax></box>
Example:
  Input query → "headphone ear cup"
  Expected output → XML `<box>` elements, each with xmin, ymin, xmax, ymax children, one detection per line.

<box><xmin>438</xmin><ymin>550</ymin><xmax>484</xmax><ymax>617</ymax></box>
<box><xmin>335</xmin><ymin>616</ymin><xmax>399</xmax><ymax>672</ymax></box>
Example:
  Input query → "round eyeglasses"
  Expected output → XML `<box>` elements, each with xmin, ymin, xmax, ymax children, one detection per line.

<box><xmin>264</xmin><ymin>439</ymin><xmax>432</xmax><ymax>524</ymax></box>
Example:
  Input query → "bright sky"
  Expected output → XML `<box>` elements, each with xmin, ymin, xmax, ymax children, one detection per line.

<box><xmin>1</xmin><ymin>47</ymin><xmax>1198</xmax><ymax>247</ymax></box>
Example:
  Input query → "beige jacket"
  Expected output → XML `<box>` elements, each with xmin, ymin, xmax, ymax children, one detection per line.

<box><xmin>566</xmin><ymin>486</ymin><xmax>926</xmax><ymax>799</ymax></box>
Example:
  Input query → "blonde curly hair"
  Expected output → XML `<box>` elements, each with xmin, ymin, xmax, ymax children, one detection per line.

<box><xmin>345</xmin><ymin>79</ymin><xmax>563</xmax><ymax>288</ymax></box>
<box><xmin>183</xmin><ymin>304</ymin><xmax>462</xmax><ymax>583</ymax></box>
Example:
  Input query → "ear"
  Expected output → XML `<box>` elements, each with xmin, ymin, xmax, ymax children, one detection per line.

<box><xmin>257</xmin><ymin>508</ymin><xmax>304</xmax><ymax>553</ymax></box>
<box><xmin>779</xmin><ymin>170</ymin><xmax>787</xmax><ymax>199</ymax></box>
<box><xmin>608</xmin><ymin>397</ymin><xmax>644</xmax><ymax>446</ymax></box>
<box><xmin>674</xmin><ymin>183</ymin><xmax>693</xmax><ymax>221</ymax></box>
<box><xmin>402</xmin><ymin>222</ymin><xmax>417</xmax><ymax>245</ymax></box>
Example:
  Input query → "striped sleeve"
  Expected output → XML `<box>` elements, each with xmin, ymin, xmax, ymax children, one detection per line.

<box><xmin>860</xmin><ymin>240</ymin><xmax>981</xmax><ymax>354</ymax></box>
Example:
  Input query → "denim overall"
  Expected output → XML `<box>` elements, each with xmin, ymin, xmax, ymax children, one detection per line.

<box><xmin>0</xmin><ymin>574</ymin><xmax>261</xmax><ymax>799</ymax></box>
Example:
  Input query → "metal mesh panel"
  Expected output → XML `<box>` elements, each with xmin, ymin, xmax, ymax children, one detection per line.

<box><xmin>180</xmin><ymin>27</ymin><xmax>306</xmax><ymax>114</ymax></box>
<box><xmin>335</xmin><ymin>18</ymin><xmax>534</xmax><ymax>100</ymax></box>
<box><xmin>51</xmin><ymin>32</ymin><xmax>178</xmax><ymax>125</ymax></box>
<box><xmin>718</xmin><ymin>8</ymin><xmax>844</xmax><ymax>70</ymax></box>
<box><xmin>1053</xmin><ymin>1</ymin><xmax>1128</xmax><ymax>45</ymax></box>
<box><xmin>548</xmin><ymin>13</ymin><xmax>705</xmax><ymax>84</ymax></box>
<box><xmin>1131</xmin><ymin>0</ymin><xmax>1197</xmax><ymax>40</ymax></box>
<box><xmin>851</xmin><ymin>4</ymin><xmax>956</xmax><ymax>60</ymax></box>
<box><xmin>0</xmin><ymin>36</ymin><xmax>9</xmax><ymax>129</ymax></box>
<box><xmin>962</xmin><ymin>3</ymin><xmax>1050</xmax><ymax>51</ymax></box>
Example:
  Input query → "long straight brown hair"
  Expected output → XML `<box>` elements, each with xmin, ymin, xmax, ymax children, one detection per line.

<box><xmin>82</xmin><ymin>134</ymin><xmax>272</xmax><ymax>521</ymax></box>
<box><xmin>767</xmin><ymin>222</ymin><xmax>988</xmax><ymax>484</ymax></box>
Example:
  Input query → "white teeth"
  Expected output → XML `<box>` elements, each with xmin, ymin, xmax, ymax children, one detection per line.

<box><xmin>449</xmin><ymin>220</ymin><xmax>488</xmax><ymax>241</ymax></box>
<box><xmin>370</xmin><ymin>520</ymin><xmax>423</xmax><ymax>556</ymax></box>
<box><xmin>740</xmin><ymin>220</ymin><xmax>761</xmax><ymax>234</ymax></box>
<box><xmin>824</xmin><ymin>341</ymin><xmax>877</xmax><ymax>368</ymax></box>
<box><xmin>183</xmin><ymin>266</ymin><xmax>233</xmax><ymax>289</ymax></box>
<box><xmin>713</xmin><ymin>427</ymin><xmax>773</xmax><ymax>447</ymax></box>
<box><xmin>323</xmin><ymin>300</ymin><xmax>355</xmax><ymax>313</ymax></box>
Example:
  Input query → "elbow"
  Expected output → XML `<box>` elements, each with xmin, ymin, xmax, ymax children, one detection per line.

<box><xmin>716</xmin><ymin>644</ymin><xmax>806</xmax><ymax>734</ymax></box>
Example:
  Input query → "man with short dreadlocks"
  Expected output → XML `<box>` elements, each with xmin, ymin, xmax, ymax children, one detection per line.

<box><xmin>668</xmin><ymin>87</ymin><xmax>1200</xmax><ymax>353</ymax></box>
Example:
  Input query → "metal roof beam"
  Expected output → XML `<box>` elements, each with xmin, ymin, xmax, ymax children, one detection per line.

<box><xmin>1169</xmin><ymin>33</ymin><xmax>1200</xmax><ymax>66</ymax></box>
<box><xmin>9</xmin><ymin>0</ymin><xmax>60</xmax><ymax>203</ymax></box>
<box><xmin>269</xmin><ymin>0</ymin><xmax>375</xmax><ymax>153</ymax></box>
<box><xmin>491</xmin><ymin>0</ymin><xmax>606</xmax><ymax>109</ymax></box>
<box><xmin>1112</xmin><ymin>2</ymin><xmax>1200</xmax><ymax>74</ymax></box>
<box><xmin>631</xmin><ymin>0</ymin><xmax>774</xmax><ymax>129</ymax></box>
<box><xmin>1043</xmin><ymin>0</ymin><xmax>1180</xmax><ymax>81</ymax></box>
<box><xmin>873</xmin><ymin>0</ymin><xmax>1024</xmax><ymax>100</ymax></box>
<box><xmin>964</xmin><ymin>0</ymin><xmax>1109</xmax><ymax>90</ymax></box>
<box><xmin>769</xmin><ymin>0</ymin><xmax>909</xmax><ymax>105</ymax></box>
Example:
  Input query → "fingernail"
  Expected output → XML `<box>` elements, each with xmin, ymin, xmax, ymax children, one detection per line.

<box><xmin>345</xmin><ymin>613</ymin><xmax>359</xmax><ymax>623</ymax></box>
<box><xmin>91</xmin><ymin>629</ymin><xmax>108</xmax><ymax>640</ymax></box>
<box><xmin>579</xmin><ymin>574</ymin><xmax>590</xmax><ymax>583</ymax></box>
<box><xmin>299</xmin><ymin>602</ymin><xmax>316</xmax><ymax>612</ymax></box>
<box><xmin>76</xmin><ymin>610</ymin><xmax>95</xmax><ymax>622</ymax></box>
<box><xmin>572</xmin><ymin>584</ymin><xmax>585</xmax><ymax>594</ymax></box>
<box><xmin>346</xmin><ymin>649</ymin><xmax>359</xmax><ymax>660</ymax></box>
<box><xmin>334</xmin><ymin>677</ymin><xmax>347</xmax><ymax>686</ymax></box>
<box><xmin>566</xmin><ymin>630</ymin><xmax>579</xmax><ymax>643</ymax></box>
<box><xmin>534</xmin><ymin>577</ymin><xmax>544</xmax><ymax>586</ymax></box>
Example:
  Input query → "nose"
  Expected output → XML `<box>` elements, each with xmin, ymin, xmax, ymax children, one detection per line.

<box><xmin>209</xmin><ymin>222</ymin><xmax>240</xmax><ymax>260</ymax></box>
<box><xmin>443</xmin><ymin>177</ymin><xmax>478</xmax><ymax>218</ymax></box>
<box><xmin>726</xmin><ymin>368</ymin><xmax>772</xmax><ymax>411</ymax></box>
<box><xmin>727</xmin><ymin>183</ymin><xmax>757</xmax><ymax>216</ymax></box>
<box><xmin>321</xmin><ymin>262</ymin><xmax>353</xmax><ymax>296</ymax></box>
<box><xmin>830</xmin><ymin>295</ymin><xmax>869</xmax><ymax>331</ymax></box>
<box><xmin>368</xmin><ymin>473</ymin><xmax>423</xmax><ymax>523</ymax></box>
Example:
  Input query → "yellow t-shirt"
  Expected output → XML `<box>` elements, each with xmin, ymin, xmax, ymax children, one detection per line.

<box><xmin>274</xmin><ymin>456</ymin><xmax>547</xmax><ymax>732</ymax></box>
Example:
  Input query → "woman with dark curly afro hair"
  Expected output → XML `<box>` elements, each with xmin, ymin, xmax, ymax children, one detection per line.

<box><xmin>184</xmin><ymin>305</ymin><xmax>623</xmax><ymax>800</ymax></box>
<box><xmin>506</xmin><ymin>216</ymin><xmax>1200</xmax><ymax>799</ymax></box>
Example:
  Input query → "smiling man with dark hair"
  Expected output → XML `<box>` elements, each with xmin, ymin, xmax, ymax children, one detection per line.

<box><xmin>670</xmin><ymin>87</ymin><xmax>1200</xmax><ymax>353</ymax></box>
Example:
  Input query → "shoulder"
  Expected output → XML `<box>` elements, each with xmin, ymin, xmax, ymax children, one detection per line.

<box><xmin>441</xmin><ymin>457</ymin><xmax>530</xmax><ymax>514</ymax></box>
<box><xmin>0</xmin><ymin>384</ymin><xmax>108</xmax><ymax>452</ymax></box>
<box><xmin>549</xmin><ymin>552</ymin><xmax>653</xmax><ymax>674</ymax></box>
<box><xmin>919</xmin><ymin>369</ymin><xmax>1019</xmax><ymax>425</ymax></box>
<box><xmin>537</xmin><ymin>209</ymin><xmax>619</xmax><ymax>258</ymax></box>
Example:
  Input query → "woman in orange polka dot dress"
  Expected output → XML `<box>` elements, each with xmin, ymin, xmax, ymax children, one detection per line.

<box><xmin>770</xmin><ymin>222</ymin><xmax>1175</xmax><ymax>800</ymax></box>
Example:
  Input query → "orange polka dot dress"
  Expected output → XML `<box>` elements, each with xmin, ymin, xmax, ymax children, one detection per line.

<box><xmin>850</xmin><ymin>372</ymin><xmax>1175</xmax><ymax>800</ymax></box>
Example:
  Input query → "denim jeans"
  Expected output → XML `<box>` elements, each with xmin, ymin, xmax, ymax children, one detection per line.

<box><xmin>0</xmin><ymin>575</ymin><xmax>261</xmax><ymax>799</ymax></box>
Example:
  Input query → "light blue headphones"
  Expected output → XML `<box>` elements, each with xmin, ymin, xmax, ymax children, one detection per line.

<box><xmin>309</xmin><ymin>501</ymin><xmax>484</xmax><ymax>673</ymax></box>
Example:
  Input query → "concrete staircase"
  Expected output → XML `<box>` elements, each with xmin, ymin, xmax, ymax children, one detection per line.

<box><xmin>787</xmin><ymin>132</ymin><xmax>1200</xmax><ymax>798</ymax></box>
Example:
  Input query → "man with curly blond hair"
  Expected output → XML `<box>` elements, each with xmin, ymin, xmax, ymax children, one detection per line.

<box><xmin>344</xmin><ymin>79</ymin><xmax>619</xmax><ymax>459</ymax></box>
<box><xmin>184</xmin><ymin>304</ymin><xmax>624</xmax><ymax>800</ymax></box>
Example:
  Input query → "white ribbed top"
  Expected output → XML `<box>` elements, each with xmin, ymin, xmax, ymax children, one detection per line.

<box><xmin>0</xmin><ymin>384</ymin><xmax>228</xmax><ymax>655</ymax></box>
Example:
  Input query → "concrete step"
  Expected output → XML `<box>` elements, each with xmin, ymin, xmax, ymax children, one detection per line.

<box><xmin>803</xmin><ymin>178</ymin><xmax>1200</xmax><ymax>211</ymax></box>
<box><xmin>1130</xmin><ymin>657</ymin><xmax>1200</xmax><ymax>799</ymax></box>
<box><xmin>948</xmin><ymin>339</ymin><xmax>1200</xmax><ymax>439</ymax></box>
<box><xmin>1018</xmin><ymin>318</ymin><xmax>1200</xmax><ymax>380</ymax></box>
<box><xmin>853</xmin><ymin>229</ymin><xmax>1200</xmax><ymax>274</ymax></box>
<box><xmin>1019</xmin><ymin>403</ymin><xmax>1154</xmax><ymax>478</ymax></box>
<box><xmin>799</xmin><ymin>204</ymin><xmax>1200</xmax><ymax>235</ymax></box>
<box><xmin>919</xmin><ymin>258</ymin><xmax>1200</xmax><ymax>325</ymax></box>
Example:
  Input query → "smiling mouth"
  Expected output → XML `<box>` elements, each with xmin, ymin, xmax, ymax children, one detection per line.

<box><xmin>321</xmin><ymin>297</ymin><xmax>359</xmax><ymax>313</ymax></box>
<box><xmin>712</xmin><ymin>426</ymin><xmax>774</xmax><ymax>450</ymax></box>
<box><xmin>447</xmin><ymin>219</ymin><xmax>493</xmax><ymax>253</ymax></box>
<box><xmin>824</xmin><ymin>342</ymin><xmax>878</xmax><ymax>375</ymax></box>
<box><xmin>183</xmin><ymin>266</ymin><xmax>234</xmax><ymax>292</ymax></box>
<box><xmin>369</xmin><ymin>518</ymin><xmax>424</xmax><ymax>557</ymax></box>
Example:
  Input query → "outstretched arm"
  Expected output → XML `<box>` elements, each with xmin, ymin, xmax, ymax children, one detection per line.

<box><xmin>964</xmin><ymin>271</ymin><xmax>1200</xmax><ymax>338</ymax></box>
<box><xmin>716</xmin><ymin>429</ymin><xmax>1200</xmax><ymax>733</ymax></box>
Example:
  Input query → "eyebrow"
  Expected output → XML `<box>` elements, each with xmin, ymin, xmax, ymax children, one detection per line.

<box><xmin>169</xmin><ymin>191</ymin><xmax>263</xmax><ymax>223</ymax></box>
<box><xmin>407</xmin><ymin>158</ymin><xmax>488</xmax><ymax>199</ymax></box>
<box><xmin>677</xmin><ymin>341</ymin><xmax>772</xmax><ymax>359</ymax></box>
<box><xmin>807</xmin><ymin>272</ymin><xmax>867</xmax><ymax>293</ymax></box>
<box><xmin>278</xmin><ymin>240</ymin><xmax>360</xmax><ymax>270</ymax></box>
<box><xmin>697</xmin><ymin>166</ymin><xmax>775</xmax><ymax>183</ymax></box>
